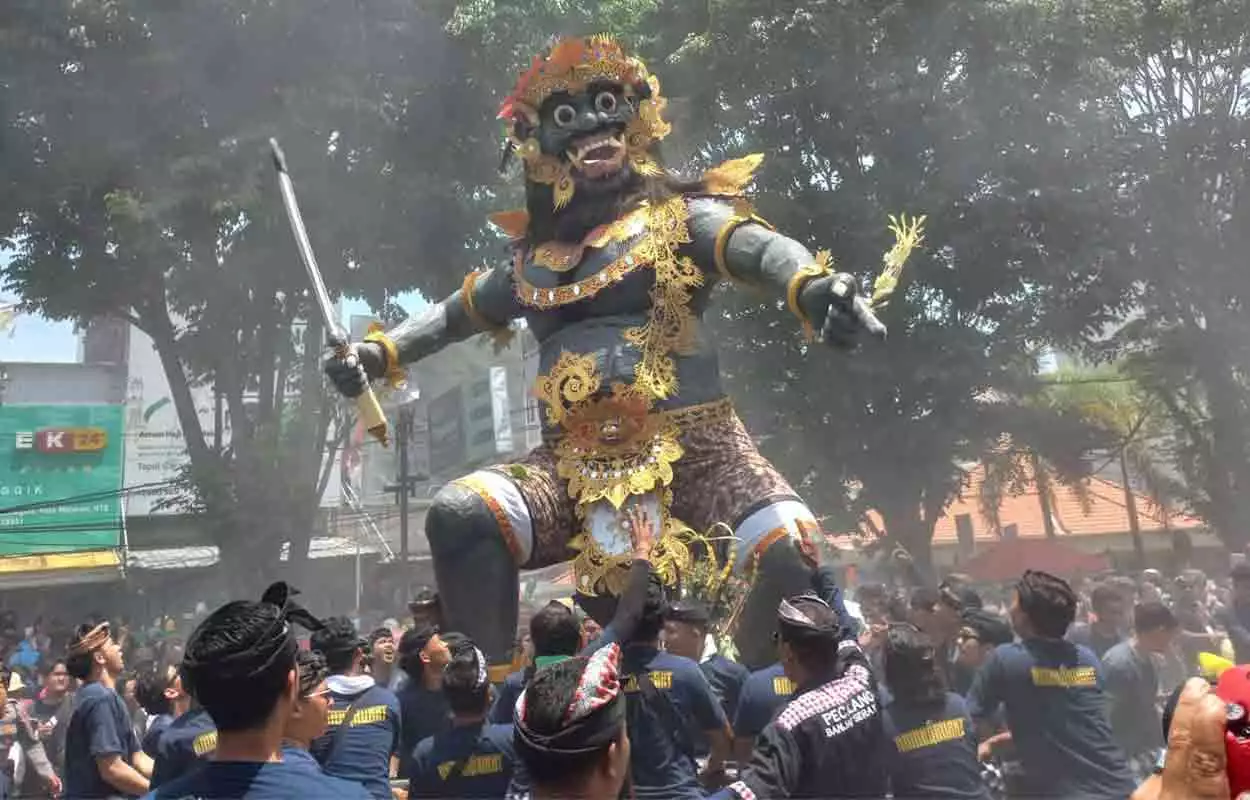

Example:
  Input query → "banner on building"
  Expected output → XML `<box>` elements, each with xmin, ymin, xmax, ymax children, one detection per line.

<box><xmin>0</xmin><ymin>405</ymin><xmax>124</xmax><ymax>555</ymax></box>
<box><xmin>123</xmin><ymin>329</ymin><xmax>219</xmax><ymax>516</ymax></box>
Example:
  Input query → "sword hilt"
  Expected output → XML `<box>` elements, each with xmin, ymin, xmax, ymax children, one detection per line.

<box><xmin>333</xmin><ymin>340</ymin><xmax>390</xmax><ymax>448</ymax></box>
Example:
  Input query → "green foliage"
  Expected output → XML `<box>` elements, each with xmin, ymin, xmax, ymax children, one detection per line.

<box><xmin>6</xmin><ymin>0</ymin><xmax>1249</xmax><ymax>573</ymax></box>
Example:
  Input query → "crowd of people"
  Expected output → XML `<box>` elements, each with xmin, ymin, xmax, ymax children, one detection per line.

<box><xmin>0</xmin><ymin>553</ymin><xmax>1242</xmax><ymax>797</ymax></box>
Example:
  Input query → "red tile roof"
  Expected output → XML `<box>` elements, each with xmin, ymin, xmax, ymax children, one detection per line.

<box><xmin>844</xmin><ymin>461</ymin><xmax>1202</xmax><ymax>544</ymax></box>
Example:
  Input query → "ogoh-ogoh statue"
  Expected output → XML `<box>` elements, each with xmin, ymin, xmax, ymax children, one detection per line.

<box><xmin>325</xmin><ymin>36</ymin><xmax>921</xmax><ymax>674</ymax></box>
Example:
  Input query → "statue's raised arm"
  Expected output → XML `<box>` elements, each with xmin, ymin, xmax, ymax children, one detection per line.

<box><xmin>323</xmin><ymin>261</ymin><xmax>521</xmax><ymax>398</ymax></box>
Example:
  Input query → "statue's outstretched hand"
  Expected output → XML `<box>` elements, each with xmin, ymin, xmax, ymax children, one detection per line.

<box><xmin>819</xmin><ymin>273</ymin><xmax>887</xmax><ymax>348</ymax></box>
<box><xmin>324</xmin><ymin>342</ymin><xmax>386</xmax><ymax>399</ymax></box>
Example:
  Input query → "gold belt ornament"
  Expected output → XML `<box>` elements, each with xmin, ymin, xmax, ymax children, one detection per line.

<box><xmin>535</xmin><ymin>353</ymin><xmax>727</xmax><ymax>595</ymax></box>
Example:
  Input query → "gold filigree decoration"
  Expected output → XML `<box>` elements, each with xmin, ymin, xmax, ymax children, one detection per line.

<box><xmin>461</xmin><ymin>270</ymin><xmax>516</xmax><ymax>349</ymax></box>
<box><xmin>569</xmin><ymin>505</ymin><xmax>700</xmax><ymax>596</ymax></box>
<box><xmin>871</xmin><ymin>214</ymin><xmax>927</xmax><ymax>311</ymax></box>
<box><xmin>533</xmin><ymin>352</ymin><xmax>601</xmax><ymax>427</ymax></box>
<box><xmin>786</xmin><ymin>251</ymin><xmax>834</xmax><ymax>341</ymax></box>
<box><xmin>622</xmin><ymin>195</ymin><xmax>704</xmax><ymax>399</ymax></box>
<box><xmin>703</xmin><ymin>153</ymin><xmax>766</xmax><ymax>196</ymax></box>
<box><xmin>502</xmin><ymin>37</ymin><xmax>654</xmax><ymax>118</ymax></box>
<box><xmin>530</xmin><ymin>207</ymin><xmax>648</xmax><ymax>272</ymax></box>
<box><xmin>554</xmin><ymin>384</ymin><xmax>684</xmax><ymax>509</ymax></box>
<box><xmin>362</xmin><ymin>325</ymin><xmax>407</xmax><ymax>389</ymax></box>
<box><xmin>514</xmin><ymin>239</ymin><xmax>651</xmax><ymax>309</ymax></box>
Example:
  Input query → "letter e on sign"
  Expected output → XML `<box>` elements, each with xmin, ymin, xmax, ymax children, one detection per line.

<box><xmin>14</xmin><ymin>433</ymin><xmax>33</xmax><ymax>451</ymax></box>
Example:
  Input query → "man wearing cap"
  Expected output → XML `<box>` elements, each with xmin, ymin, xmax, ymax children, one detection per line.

<box><xmin>64</xmin><ymin>621</ymin><xmax>153</xmax><ymax>798</ymax></box>
<box><xmin>716</xmin><ymin>594</ymin><xmax>888</xmax><ymax>799</ymax></box>
<box><xmin>663</xmin><ymin>601</ymin><xmax>748</xmax><ymax>739</ymax></box>
<box><xmin>952</xmin><ymin>609</ymin><xmax>1015</xmax><ymax>696</ymax></box>
<box><xmin>0</xmin><ymin>663</ymin><xmax>60</xmax><ymax>798</ymax></box>
<box><xmin>408</xmin><ymin>589</ymin><xmax>442</xmax><ymax>633</ymax></box>
<box><xmin>308</xmin><ymin>617</ymin><xmax>403</xmax><ymax>799</ymax></box>
<box><xmin>395</xmin><ymin>624</ymin><xmax>452</xmax><ymax>775</ymax></box>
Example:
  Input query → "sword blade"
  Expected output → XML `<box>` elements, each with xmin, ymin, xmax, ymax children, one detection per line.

<box><xmin>269</xmin><ymin>138</ymin><xmax>345</xmax><ymax>345</ymax></box>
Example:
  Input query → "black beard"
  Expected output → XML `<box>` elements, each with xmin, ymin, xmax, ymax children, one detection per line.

<box><xmin>552</xmin><ymin>166</ymin><xmax>642</xmax><ymax>242</ymax></box>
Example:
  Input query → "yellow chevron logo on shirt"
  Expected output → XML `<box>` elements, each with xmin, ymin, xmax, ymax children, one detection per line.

<box><xmin>1030</xmin><ymin>666</ymin><xmax>1097</xmax><ymax>688</ymax></box>
<box><xmin>193</xmin><ymin>731</ymin><xmax>218</xmax><ymax>756</ymax></box>
<box><xmin>894</xmin><ymin>718</ymin><xmax>965</xmax><ymax>753</ymax></box>
<box><xmin>622</xmin><ymin>671</ymin><xmax>673</xmax><ymax>692</ymax></box>
<box><xmin>438</xmin><ymin>753</ymin><xmax>503</xmax><ymax>780</ymax></box>
<box><xmin>327</xmin><ymin>705</ymin><xmax>390</xmax><ymax>727</ymax></box>
<box><xmin>773</xmin><ymin>677</ymin><xmax>795</xmax><ymax>696</ymax></box>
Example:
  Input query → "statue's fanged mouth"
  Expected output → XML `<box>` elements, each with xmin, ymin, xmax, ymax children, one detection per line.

<box><xmin>567</xmin><ymin>131</ymin><xmax>627</xmax><ymax>179</ymax></box>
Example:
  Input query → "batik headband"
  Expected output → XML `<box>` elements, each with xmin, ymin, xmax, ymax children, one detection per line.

<box><xmin>514</xmin><ymin>643</ymin><xmax>626</xmax><ymax>757</ymax></box>
<box><xmin>68</xmin><ymin>622</ymin><xmax>110</xmax><ymax>655</ymax></box>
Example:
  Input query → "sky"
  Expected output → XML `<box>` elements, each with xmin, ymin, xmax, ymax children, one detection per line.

<box><xmin>0</xmin><ymin>247</ymin><xmax>428</xmax><ymax>363</ymax></box>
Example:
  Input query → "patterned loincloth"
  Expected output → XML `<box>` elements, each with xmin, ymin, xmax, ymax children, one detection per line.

<box><xmin>488</xmin><ymin>400</ymin><xmax>801</xmax><ymax>568</ymax></box>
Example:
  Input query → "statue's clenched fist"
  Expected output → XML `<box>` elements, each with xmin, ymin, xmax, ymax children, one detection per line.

<box><xmin>323</xmin><ymin>342</ymin><xmax>386</xmax><ymax>399</ymax></box>
<box><xmin>814</xmin><ymin>273</ymin><xmax>886</xmax><ymax>349</ymax></box>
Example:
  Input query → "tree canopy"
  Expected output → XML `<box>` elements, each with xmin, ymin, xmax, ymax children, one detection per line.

<box><xmin>3</xmin><ymin>0</ymin><xmax>1248</xmax><ymax>571</ymax></box>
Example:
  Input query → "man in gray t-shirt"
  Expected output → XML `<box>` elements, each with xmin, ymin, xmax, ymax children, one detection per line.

<box><xmin>1101</xmin><ymin>601</ymin><xmax>1178</xmax><ymax>780</ymax></box>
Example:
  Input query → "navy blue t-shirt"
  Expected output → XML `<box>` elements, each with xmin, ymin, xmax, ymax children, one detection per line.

<box><xmin>881</xmin><ymin>692</ymin><xmax>990</xmax><ymax>799</ymax></box>
<box><xmin>396</xmin><ymin>681</ymin><xmax>449</xmax><ymax>778</ymax></box>
<box><xmin>967</xmin><ymin>638</ymin><xmax>1135</xmax><ymax>799</ymax></box>
<box><xmin>732</xmin><ymin>663</ymin><xmax>795</xmax><ymax>742</ymax></box>
<box><xmin>150</xmin><ymin>708</ymin><xmax>216</xmax><ymax>788</ymax></box>
<box><xmin>63</xmin><ymin>681</ymin><xmax>142</xmax><ymax>799</ymax></box>
<box><xmin>488</xmin><ymin>670</ymin><xmax>526</xmax><ymax>725</ymax></box>
<box><xmin>620</xmin><ymin>645</ymin><xmax>727</xmax><ymax>800</ymax></box>
<box><xmin>142</xmin><ymin>713</ymin><xmax>172</xmax><ymax>759</ymax></box>
<box><xmin>143</xmin><ymin>758</ymin><xmax>372</xmax><ymax>799</ymax></box>
<box><xmin>408</xmin><ymin>722</ymin><xmax>516</xmax><ymax>798</ymax></box>
<box><xmin>701</xmin><ymin>654</ymin><xmax>749</xmax><ymax>723</ymax></box>
<box><xmin>309</xmin><ymin>681</ymin><xmax>401</xmax><ymax>799</ymax></box>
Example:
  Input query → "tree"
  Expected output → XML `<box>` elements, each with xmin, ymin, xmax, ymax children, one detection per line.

<box><xmin>1079</xmin><ymin>0</ymin><xmax>1250</xmax><ymax>550</ymax></box>
<box><xmin>0</xmin><ymin>0</ymin><xmax>492</xmax><ymax>585</ymax></box>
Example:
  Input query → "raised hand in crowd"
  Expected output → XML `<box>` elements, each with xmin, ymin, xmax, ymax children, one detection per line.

<box><xmin>1132</xmin><ymin>678</ymin><xmax>1234</xmax><ymax>800</ymax></box>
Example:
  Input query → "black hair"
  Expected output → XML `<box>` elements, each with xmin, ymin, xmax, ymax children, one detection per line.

<box><xmin>181</xmin><ymin>600</ymin><xmax>296</xmax><ymax>733</ymax></box>
<box><xmin>1016</xmin><ymin>570</ymin><xmax>1078</xmax><ymax>639</ymax></box>
<box><xmin>310</xmin><ymin>616</ymin><xmax>363</xmax><ymax>674</ymax></box>
<box><xmin>133</xmin><ymin>661</ymin><xmax>174</xmax><ymax>717</ymax></box>
<box><xmin>517</xmin><ymin>657</ymin><xmax>619</xmax><ymax>787</ymax></box>
<box><xmin>65</xmin><ymin>623</ymin><xmax>100</xmax><ymax>681</ymax></box>
<box><xmin>41</xmin><ymin>659</ymin><xmax>66</xmax><ymax>677</ymax></box>
<box><xmin>295</xmin><ymin>649</ymin><xmax>329</xmax><ymax>697</ymax></box>
<box><xmin>397</xmin><ymin>627</ymin><xmax>432</xmax><ymax>681</ymax></box>
<box><xmin>779</xmin><ymin>600</ymin><xmax>841</xmax><ymax>678</ymax></box>
<box><xmin>443</xmin><ymin>640</ymin><xmax>490</xmax><ymax>716</ymax></box>
<box><xmin>531</xmin><ymin>602</ymin><xmax>581</xmax><ymax>659</ymax></box>
<box><xmin>909</xmin><ymin>587</ymin><xmax>940</xmax><ymax>613</ymax></box>
<box><xmin>883</xmin><ymin>624</ymin><xmax>946</xmax><ymax>708</ymax></box>
<box><xmin>629</xmin><ymin>573</ymin><xmax>668</xmax><ymax>644</ymax></box>
<box><xmin>1133</xmin><ymin>601</ymin><xmax>1179</xmax><ymax>634</ymax></box>
<box><xmin>1090</xmin><ymin>583</ymin><xmax>1124</xmax><ymax>613</ymax></box>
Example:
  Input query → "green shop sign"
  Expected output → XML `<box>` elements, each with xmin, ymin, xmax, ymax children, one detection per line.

<box><xmin>0</xmin><ymin>405</ymin><xmax>124</xmax><ymax>555</ymax></box>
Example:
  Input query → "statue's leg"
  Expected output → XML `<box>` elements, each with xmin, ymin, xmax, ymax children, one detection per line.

<box><xmin>426</xmin><ymin>447</ymin><xmax>576</xmax><ymax>679</ymax></box>
<box><xmin>670</xmin><ymin>406</ymin><xmax>824</xmax><ymax>670</ymax></box>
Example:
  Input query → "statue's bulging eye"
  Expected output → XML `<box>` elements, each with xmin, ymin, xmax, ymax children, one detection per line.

<box><xmin>553</xmin><ymin>104</ymin><xmax>577</xmax><ymax>127</ymax></box>
<box><xmin>595</xmin><ymin>92</ymin><xmax>617</xmax><ymax>113</ymax></box>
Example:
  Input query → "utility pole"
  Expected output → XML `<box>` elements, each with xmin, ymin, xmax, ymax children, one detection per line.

<box><xmin>384</xmin><ymin>397</ymin><xmax>424</xmax><ymax>564</ymax></box>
